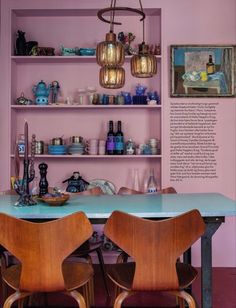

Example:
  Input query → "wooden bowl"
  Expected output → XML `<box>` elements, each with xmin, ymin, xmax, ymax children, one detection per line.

<box><xmin>42</xmin><ymin>193</ymin><xmax>70</xmax><ymax>206</ymax></box>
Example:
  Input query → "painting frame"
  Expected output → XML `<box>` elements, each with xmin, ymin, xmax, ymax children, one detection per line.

<box><xmin>170</xmin><ymin>45</ymin><xmax>236</xmax><ymax>97</ymax></box>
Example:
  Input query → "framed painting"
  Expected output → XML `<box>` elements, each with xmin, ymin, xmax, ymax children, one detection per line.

<box><xmin>170</xmin><ymin>45</ymin><xmax>235</xmax><ymax>97</ymax></box>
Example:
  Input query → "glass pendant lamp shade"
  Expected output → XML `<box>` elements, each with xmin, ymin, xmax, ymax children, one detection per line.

<box><xmin>131</xmin><ymin>43</ymin><xmax>157</xmax><ymax>78</ymax></box>
<box><xmin>99</xmin><ymin>66</ymin><xmax>125</xmax><ymax>89</ymax></box>
<box><xmin>96</xmin><ymin>32</ymin><xmax>125</xmax><ymax>67</ymax></box>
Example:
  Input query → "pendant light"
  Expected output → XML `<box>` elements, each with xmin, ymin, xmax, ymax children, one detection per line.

<box><xmin>131</xmin><ymin>2</ymin><xmax>157</xmax><ymax>78</ymax></box>
<box><xmin>97</xmin><ymin>0</ymin><xmax>155</xmax><ymax>88</ymax></box>
<box><xmin>99</xmin><ymin>66</ymin><xmax>125</xmax><ymax>89</ymax></box>
<box><xmin>97</xmin><ymin>0</ymin><xmax>125</xmax><ymax>89</ymax></box>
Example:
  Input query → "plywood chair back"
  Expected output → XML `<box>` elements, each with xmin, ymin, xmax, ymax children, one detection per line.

<box><xmin>117</xmin><ymin>187</ymin><xmax>143</xmax><ymax>195</ymax></box>
<box><xmin>0</xmin><ymin>190</ymin><xmax>17</xmax><ymax>195</ymax></box>
<box><xmin>161</xmin><ymin>187</ymin><xmax>177</xmax><ymax>194</ymax></box>
<box><xmin>104</xmin><ymin>210</ymin><xmax>205</xmax><ymax>291</ymax></box>
<box><xmin>75</xmin><ymin>186</ymin><xmax>104</xmax><ymax>196</ymax></box>
<box><xmin>0</xmin><ymin>212</ymin><xmax>93</xmax><ymax>293</ymax></box>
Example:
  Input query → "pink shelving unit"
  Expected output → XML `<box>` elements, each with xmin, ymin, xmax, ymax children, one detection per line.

<box><xmin>8</xmin><ymin>3</ymin><xmax>163</xmax><ymax>192</ymax></box>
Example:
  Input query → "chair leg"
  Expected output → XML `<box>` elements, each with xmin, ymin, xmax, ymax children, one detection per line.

<box><xmin>88</xmin><ymin>277</ymin><xmax>95</xmax><ymax>306</ymax></box>
<box><xmin>67</xmin><ymin>290</ymin><xmax>86</xmax><ymax>308</ymax></box>
<box><xmin>81</xmin><ymin>284</ymin><xmax>89</xmax><ymax>308</ymax></box>
<box><xmin>114</xmin><ymin>290</ymin><xmax>132</xmax><ymax>308</ymax></box>
<box><xmin>96</xmin><ymin>247</ymin><xmax>110</xmax><ymax>297</ymax></box>
<box><xmin>116</xmin><ymin>252</ymin><xmax>128</xmax><ymax>264</ymax></box>
<box><xmin>169</xmin><ymin>290</ymin><xmax>196</xmax><ymax>308</ymax></box>
<box><xmin>3</xmin><ymin>291</ymin><xmax>31</xmax><ymax>308</ymax></box>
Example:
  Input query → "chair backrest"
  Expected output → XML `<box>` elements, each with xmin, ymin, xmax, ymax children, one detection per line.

<box><xmin>0</xmin><ymin>190</ymin><xmax>17</xmax><ymax>195</ymax></box>
<box><xmin>117</xmin><ymin>187</ymin><xmax>143</xmax><ymax>195</ymax></box>
<box><xmin>74</xmin><ymin>186</ymin><xmax>104</xmax><ymax>195</ymax></box>
<box><xmin>118</xmin><ymin>186</ymin><xmax>176</xmax><ymax>195</ymax></box>
<box><xmin>161</xmin><ymin>187</ymin><xmax>177</xmax><ymax>194</ymax></box>
<box><xmin>0</xmin><ymin>211</ymin><xmax>93</xmax><ymax>292</ymax></box>
<box><xmin>104</xmin><ymin>210</ymin><xmax>205</xmax><ymax>291</ymax></box>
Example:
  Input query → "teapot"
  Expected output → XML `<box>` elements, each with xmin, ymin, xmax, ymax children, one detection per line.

<box><xmin>32</xmin><ymin>80</ymin><xmax>51</xmax><ymax>105</ymax></box>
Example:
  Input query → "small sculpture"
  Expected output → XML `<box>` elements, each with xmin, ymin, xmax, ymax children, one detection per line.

<box><xmin>118</xmin><ymin>31</ymin><xmax>136</xmax><ymax>55</ymax></box>
<box><xmin>136</xmin><ymin>84</ymin><xmax>147</xmax><ymax>96</ymax></box>
<box><xmin>32</xmin><ymin>80</ymin><xmax>51</xmax><ymax>105</ymax></box>
<box><xmin>16</xmin><ymin>92</ymin><xmax>33</xmax><ymax>105</ymax></box>
<box><xmin>14</xmin><ymin>124</ymin><xmax>37</xmax><ymax>206</ymax></box>
<box><xmin>15</xmin><ymin>30</ymin><xmax>27</xmax><ymax>55</ymax></box>
<box><xmin>50</xmin><ymin>81</ymin><xmax>60</xmax><ymax>104</ymax></box>
<box><xmin>26</xmin><ymin>41</ymin><xmax>38</xmax><ymax>55</ymax></box>
<box><xmin>61</xmin><ymin>46</ymin><xmax>80</xmax><ymax>56</ymax></box>
<box><xmin>63</xmin><ymin>171</ymin><xmax>89</xmax><ymax>193</ymax></box>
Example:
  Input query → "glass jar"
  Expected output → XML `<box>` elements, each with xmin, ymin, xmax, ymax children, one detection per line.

<box><xmin>17</xmin><ymin>134</ymin><xmax>25</xmax><ymax>154</ymax></box>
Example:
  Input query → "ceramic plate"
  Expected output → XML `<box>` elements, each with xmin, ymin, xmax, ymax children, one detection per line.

<box><xmin>88</xmin><ymin>179</ymin><xmax>116</xmax><ymax>195</ymax></box>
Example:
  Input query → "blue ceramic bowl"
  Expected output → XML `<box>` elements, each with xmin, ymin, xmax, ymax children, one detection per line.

<box><xmin>79</xmin><ymin>48</ymin><xmax>96</xmax><ymax>56</ymax></box>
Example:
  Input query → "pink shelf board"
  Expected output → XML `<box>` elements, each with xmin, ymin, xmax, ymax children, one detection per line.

<box><xmin>11</xmin><ymin>104</ymin><xmax>161</xmax><ymax>109</ymax></box>
<box><xmin>12</xmin><ymin>8</ymin><xmax>161</xmax><ymax>17</ymax></box>
<box><xmin>11</xmin><ymin>154</ymin><xmax>162</xmax><ymax>159</ymax></box>
<box><xmin>11</xmin><ymin>55</ymin><xmax>162</xmax><ymax>63</ymax></box>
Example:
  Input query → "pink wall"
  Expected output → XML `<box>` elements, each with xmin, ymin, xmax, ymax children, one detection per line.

<box><xmin>0</xmin><ymin>0</ymin><xmax>235</xmax><ymax>266</ymax></box>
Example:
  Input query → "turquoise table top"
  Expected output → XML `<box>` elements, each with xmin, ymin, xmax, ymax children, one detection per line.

<box><xmin>0</xmin><ymin>193</ymin><xmax>235</xmax><ymax>219</ymax></box>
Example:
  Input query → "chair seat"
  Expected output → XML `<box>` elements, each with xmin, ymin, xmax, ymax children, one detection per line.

<box><xmin>106</xmin><ymin>262</ymin><xmax>198</xmax><ymax>291</ymax></box>
<box><xmin>2</xmin><ymin>262</ymin><xmax>94</xmax><ymax>292</ymax></box>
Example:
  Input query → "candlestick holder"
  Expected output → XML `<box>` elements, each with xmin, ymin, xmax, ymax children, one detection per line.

<box><xmin>14</xmin><ymin>133</ymin><xmax>37</xmax><ymax>206</ymax></box>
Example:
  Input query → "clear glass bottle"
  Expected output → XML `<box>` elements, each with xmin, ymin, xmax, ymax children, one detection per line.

<box><xmin>17</xmin><ymin>134</ymin><xmax>25</xmax><ymax>154</ymax></box>
<box><xmin>30</xmin><ymin>176</ymin><xmax>38</xmax><ymax>196</ymax></box>
<box><xmin>147</xmin><ymin>168</ymin><xmax>158</xmax><ymax>194</ymax></box>
<box><xmin>133</xmin><ymin>168</ymin><xmax>140</xmax><ymax>191</ymax></box>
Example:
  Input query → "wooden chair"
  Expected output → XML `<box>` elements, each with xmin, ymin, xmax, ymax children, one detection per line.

<box><xmin>71</xmin><ymin>186</ymin><xmax>104</xmax><ymax>196</ymax></box>
<box><xmin>116</xmin><ymin>186</ymin><xmax>177</xmax><ymax>263</ymax></box>
<box><xmin>104</xmin><ymin>210</ymin><xmax>205</xmax><ymax>308</ymax></box>
<box><xmin>0</xmin><ymin>211</ymin><xmax>94</xmax><ymax>308</ymax></box>
<box><xmin>161</xmin><ymin>186</ymin><xmax>177</xmax><ymax>194</ymax></box>
<box><xmin>69</xmin><ymin>186</ymin><xmax>110</xmax><ymax>298</ymax></box>
<box><xmin>117</xmin><ymin>187</ymin><xmax>143</xmax><ymax>195</ymax></box>
<box><xmin>117</xmin><ymin>186</ymin><xmax>177</xmax><ymax>195</ymax></box>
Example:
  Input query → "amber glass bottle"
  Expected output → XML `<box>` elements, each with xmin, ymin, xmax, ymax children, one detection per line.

<box><xmin>206</xmin><ymin>55</ymin><xmax>215</xmax><ymax>75</ymax></box>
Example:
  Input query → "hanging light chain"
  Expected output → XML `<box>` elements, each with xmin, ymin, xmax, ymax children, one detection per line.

<box><xmin>109</xmin><ymin>0</ymin><xmax>117</xmax><ymax>33</ymax></box>
<box><xmin>138</xmin><ymin>0</ymin><xmax>145</xmax><ymax>43</ymax></box>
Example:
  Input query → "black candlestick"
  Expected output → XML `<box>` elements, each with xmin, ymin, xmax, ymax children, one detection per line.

<box><xmin>14</xmin><ymin>132</ymin><xmax>37</xmax><ymax>206</ymax></box>
<box><xmin>39</xmin><ymin>162</ymin><xmax>49</xmax><ymax>197</ymax></box>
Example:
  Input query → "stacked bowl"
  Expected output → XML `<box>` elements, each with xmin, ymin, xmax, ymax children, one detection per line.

<box><xmin>48</xmin><ymin>145</ymin><xmax>68</xmax><ymax>155</ymax></box>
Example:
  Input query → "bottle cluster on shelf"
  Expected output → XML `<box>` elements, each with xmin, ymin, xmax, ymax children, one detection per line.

<box><xmin>16</xmin><ymin>123</ymin><xmax>161</xmax><ymax>157</ymax></box>
<box><xmin>15</xmin><ymin>82</ymin><xmax>160</xmax><ymax>107</ymax></box>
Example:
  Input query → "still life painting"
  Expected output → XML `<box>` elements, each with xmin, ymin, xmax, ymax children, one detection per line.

<box><xmin>170</xmin><ymin>45</ymin><xmax>235</xmax><ymax>97</ymax></box>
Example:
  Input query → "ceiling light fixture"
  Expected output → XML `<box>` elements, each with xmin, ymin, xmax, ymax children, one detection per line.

<box><xmin>131</xmin><ymin>1</ymin><xmax>157</xmax><ymax>78</ymax></box>
<box><xmin>97</xmin><ymin>0</ymin><xmax>156</xmax><ymax>89</ymax></box>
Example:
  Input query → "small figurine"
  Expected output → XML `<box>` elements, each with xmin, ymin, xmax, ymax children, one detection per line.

<box><xmin>16</xmin><ymin>92</ymin><xmax>33</xmax><ymax>105</ymax></box>
<box><xmin>26</xmin><ymin>41</ymin><xmax>38</xmax><ymax>55</ymax></box>
<box><xmin>118</xmin><ymin>31</ymin><xmax>136</xmax><ymax>55</ymax></box>
<box><xmin>63</xmin><ymin>171</ymin><xmax>89</xmax><ymax>193</ymax></box>
<box><xmin>32</xmin><ymin>80</ymin><xmax>51</xmax><ymax>105</ymax></box>
<box><xmin>136</xmin><ymin>84</ymin><xmax>147</xmax><ymax>96</ymax></box>
<box><xmin>51</xmin><ymin>80</ymin><xmax>60</xmax><ymax>104</ymax></box>
<box><xmin>16</xmin><ymin>30</ymin><xmax>27</xmax><ymax>55</ymax></box>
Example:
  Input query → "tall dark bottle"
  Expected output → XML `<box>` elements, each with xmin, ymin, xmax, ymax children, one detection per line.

<box><xmin>115</xmin><ymin>121</ymin><xmax>124</xmax><ymax>155</ymax></box>
<box><xmin>206</xmin><ymin>55</ymin><xmax>215</xmax><ymax>75</ymax></box>
<box><xmin>106</xmin><ymin>120</ymin><xmax>115</xmax><ymax>155</ymax></box>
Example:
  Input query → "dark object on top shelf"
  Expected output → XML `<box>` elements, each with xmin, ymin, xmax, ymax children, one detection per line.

<box><xmin>31</xmin><ymin>46</ymin><xmax>55</xmax><ymax>56</ymax></box>
<box><xmin>63</xmin><ymin>171</ymin><xmax>89</xmax><ymax>193</ymax></box>
<box><xmin>15</xmin><ymin>30</ymin><xmax>27</xmax><ymax>55</ymax></box>
<box><xmin>26</xmin><ymin>41</ymin><xmax>38</xmax><ymax>55</ymax></box>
